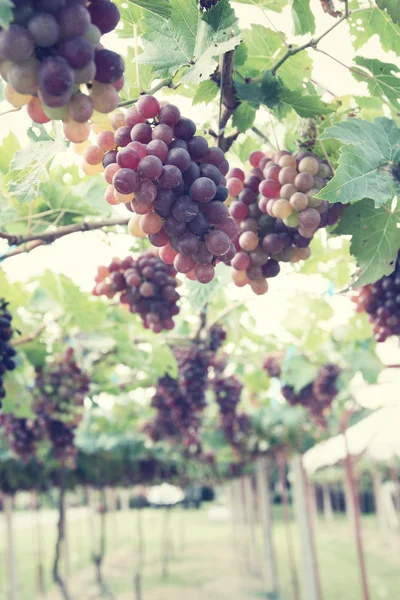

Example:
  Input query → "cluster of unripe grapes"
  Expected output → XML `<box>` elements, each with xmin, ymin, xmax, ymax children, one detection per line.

<box><xmin>263</xmin><ymin>354</ymin><xmax>340</xmax><ymax>426</ymax></box>
<box><xmin>33</xmin><ymin>348</ymin><xmax>90</xmax><ymax>466</ymax></box>
<box><xmin>82</xmin><ymin>95</ymin><xmax>238</xmax><ymax>283</ymax></box>
<box><xmin>352</xmin><ymin>252</ymin><xmax>400</xmax><ymax>342</ymax></box>
<box><xmin>1</xmin><ymin>0</ymin><xmax>124</xmax><ymax>143</ymax></box>
<box><xmin>227</xmin><ymin>149</ymin><xmax>344</xmax><ymax>295</ymax></box>
<box><xmin>92</xmin><ymin>251</ymin><xmax>180</xmax><ymax>333</ymax></box>
<box><xmin>0</xmin><ymin>299</ymin><xmax>17</xmax><ymax>406</ymax></box>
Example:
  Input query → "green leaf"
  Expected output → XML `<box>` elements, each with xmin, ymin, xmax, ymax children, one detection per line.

<box><xmin>236</xmin><ymin>71</ymin><xmax>283</xmax><ymax>109</ymax></box>
<box><xmin>186</xmin><ymin>278</ymin><xmax>219</xmax><ymax>311</ymax></box>
<box><xmin>334</xmin><ymin>199</ymin><xmax>400</xmax><ymax>287</ymax></box>
<box><xmin>114</xmin><ymin>0</ymin><xmax>143</xmax><ymax>37</ymax></box>
<box><xmin>127</xmin><ymin>0</ymin><xmax>171</xmax><ymax>17</ymax></box>
<box><xmin>297</xmin><ymin>235</ymin><xmax>353</xmax><ymax>290</ymax></box>
<box><xmin>193</xmin><ymin>79</ymin><xmax>219</xmax><ymax>105</ymax></box>
<box><xmin>341</xmin><ymin>344</ymin><xmax>383</xmax><ymax>384</ymax></box>
<box><xmin>242</xmin><ymin>25</ymin><xmax>312</xmax><ymax>91</ymax></box>
<box><xmin>0</xmin><ymin>132</ymin><xmax>19</xmax><ymax>175</ymax></box>
<box><xmin>377</xmin><ymin>0</ymin><xmax>400</xmax><ymax>23</ymax></box>
<box><xmin>317</xmin><ymin>117</ymin><xmax>400</xmax><ymax>207</ymax></box>
<box><xmin>232</xmin><ymin>102</ymin><xmax>256</xmax><ymax>133</ymax></box>
<box><xmin>352</xmin><ymin>57</ymin><xmax>400</xmax><ymax>113</ymax></box>
<box><xmin>121</xmin><ymin>47</ymin><xmax>154</xmax><ymax>100</ymax></box>
<box><xmin>3</xmin><ymin>136</ymin><xmax>68</xmax><ymax>206</ymax></box>
<box><xmin>290</xmin><ymin>0</ymin><xmax>316</xmax><ymax>35</ymax></box>
<box><xmin>233</xmin><ymin>0</ymin><xmax>286</xmax><ymax>12</ymax></box>
<box><xmin>137</xmin><ymin>0</ymin><xmax>242</xmax><ymax>85</ymax></box>
<box><xmin>281</xmin><ymin>353</ymin><xmax>319</xmax><ymax>393</ymax></box>
<box><xmin>71</xmin><ymin>177</ymin><xmax>110</xmax><ymax>216</ymax></box>
<box><xmin>0</xmin><ymin>0</ymin><xmax>13</xmax><ymax>29</ymax></box>
<box><xmin>148</xmin><ymin>342</ymin><xmax>178</xmax><ymax>378</ymax></box>
<box><xmin>280</xmin><ymin>87</ymin><xmax>333</xmax><ymax>118</ymax></box>
<box><xmin>349</xmin><ymin>6</ymin><xmax>400</xmax><ymax>55</ymax></box>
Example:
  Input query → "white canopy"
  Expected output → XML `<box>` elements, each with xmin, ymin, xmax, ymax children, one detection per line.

<box><xmin>303</xmin><ymin>403</ymin><xmax>400</xmax><ymax>474</ymax></box>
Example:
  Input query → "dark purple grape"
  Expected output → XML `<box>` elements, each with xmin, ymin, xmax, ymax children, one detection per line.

<box><xmin>60</xmin><ymin>36</ymin><xmax>94</xmax><ymax>69</ymax></box>
<box><xmin>173</xmin><ymin>118</ymin><xmax>196</xmax><ymax>140</ymax></box>
<box><xmin>88</xmin><ymin>0</ymin><xmax>120</xmax><ymax>34</ymax></box>
<box><xmin>94</xmin><ymin>49</ymin><xmax>125</xmax><ymax>84</ymax></box>
<box><xmin>172</xmin><ymin>196</ymin><xmax>199</xmax><ymax>222</ymax></box>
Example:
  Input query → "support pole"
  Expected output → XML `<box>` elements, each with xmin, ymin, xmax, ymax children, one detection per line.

<box><xmin>4</xmin><ymin>495</ymin><xmax>17</xmax><ymax>600</ymax></box>
<box><xmin>322</xmin><ymin>483</ymin><xmax>334</xmax><ymax>523</ymax></box>
<box><xmin>343</xmin><ymin>431</ymin><xmax>370</xmax><ymax>600</ymax></box>
<box><xmin>371</xmin><ymin>467</ymin><xmax>385</xmax><ymax>531</ymax></box>
<box><xmin>256</xmin><ymin>457</ymin><xmax>279</xmax><ymax>597</ymax></box>
<box><xmin>390</xmin><ymin>456</ymin><xmax>400</xmax><ymax>512</ymax></box>
<box><xmin>243</xmin><ymin>475</ymin><xmax>258</xmax><ymax>575</ymax></box>
<box><xmin>32</xmin><ymin>491</ymin><xmax>45</xmax><ymax>597</ymax></box>
<box><xmin>292</xmin><ymin>456</ymin><xmax>323</xmax><ymax>600</ymax></box>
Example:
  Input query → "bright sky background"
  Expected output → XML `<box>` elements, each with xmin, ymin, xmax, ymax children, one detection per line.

<box><xmin>0</xmin><ymin>0</ymin><xmax>399</xmax><ymax>384</ymax></box>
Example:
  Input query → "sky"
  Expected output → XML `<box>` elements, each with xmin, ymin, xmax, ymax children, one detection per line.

<box><xmin>0</xmin><ymin>0</ymin><xmax>399</xmax><ymax>383</ymax></box>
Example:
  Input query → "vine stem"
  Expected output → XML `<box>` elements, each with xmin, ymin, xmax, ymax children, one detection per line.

<box><xmin>0</xmin><ymin>217</ymin><xmax>129</xmax><ymax>261</ymax></box>
<box><xmin>117</xmin><ymin>78</ymin><xmax>173</xmax><ymax>108</ymax></box>
<box><xmin>53</xmin><ymin>470</ymin><xmax>72</xmax><ymax>600</ymax></box>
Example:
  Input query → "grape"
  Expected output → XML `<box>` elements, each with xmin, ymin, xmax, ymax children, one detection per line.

<box><xmin>104</xmin><ymin>163</ymin><xmax>120</xmax><ymax>184</ymax></box>
<box><xmin>153</xmin><ymin>124</ymin><xmax>174</xmax><ymax>145</ymax></box>
<box><xmin>192</xmin><ymin>243</ymin><xmax>213</xmax><ymax>264</ymax></box>
<box><xmin>205</xmin><ymin>230</ymin><xmax>231</xmax><ymax>257</ymax></box>
<box><xmin>35</xmin><ymin>0</ymin><xmax>65</xmax><ymax>14</ymax></box>
<box><xmin>283</xmin><ymin>212</ymin><xmax>299</xmax><ymax>228</ymax></box>
<box><xmin>146</xmin><ymin>140</ymin><xmax>169</xmax><ymax>162</ymax></box>
<box><xmin>174</xmin><ymin>254</ymin><xmax>196</xmax><ymax>274</ymax></box>
<box><xmin>262</xmin><ymin>259</ymin><xmax>280</xmax><ymax>278</ymax></box>
<box><xmin>299</xmin><ymin>156</ymin><xmax>319</xmax><ymax>175</ymax></box>
<box><xmin>84</xmin><ymin>145</ymin><xmax>103</xmax><ymax>166</ymax></box>
<box><xmin>8</xmin><ymin>57</ymin><xmax>39</xmax><ymax>95</ymax></box>
<box><xmin>164</xmin><ymin>217</ymin><xmax>186</xmax><ymax>238</ymax></box>
<box><xmin>290</xmin><ymin>192</ymin><xmax>308</xmax><ymax>211</ymax></box>
<box><xmin>137</xmin><ymin>155</ymin><xmax>163</xmax><ymax>180</ymax></box>
<box><xmin>60</xmin><ymin>36</ymin><xmax>94</xmax><ymax>69</ymax></box>
<box><xmin>94</xmin><ymin>49</ymin><xmax>124</xmax><ymax>84</ymax></box>
<box><xmin>240</xmin><ymin>218</ymin><xmax>258</xmax><ymax>233</ymax></box>
<box><xmin>73</xmin><ymin>60</ymin><xmax>97</xmax><ymax>85</ymax></box>
<box><xmin>229</xmin><ymin>201</ymin><xmax>248</xmax><ymax>220</ymax></box>
<box><xmin>26</xmin><ymin>97</ymin><xmax>49</xmax><ymax>123</ymax></box>
<box><xmin>38</xmin><ymin>56</ymin><xmax>74</xmax><ymax>99</ymax></box>
<box><xmin>187</xmin><ymin>213</ymin><xmax>210</xmax><ymax>236</ymax></box>
<box><xmin>249</xmin><ymin>150</ymin><xmax>265</xmax><ymax>168</ymax></box>
<box><xmin>227</xmin><ymin>177</ymin><xmax>244</xmax><ymax>197</ymax></box>
<box><xmin>259</xmin><ymin>179</ymin><xmax>280</xmax><ymax>199</ymax></box>
<box><xmin>190</xmin><ymin>177</ymin><xmax>216</xmax><ymax>203</ymax></box>
<box><xmin>84</xmin><ymin>24</ymin><xmax>102</xmax><ymax>46</ymax></box>
<box><xmin>129</xmin><ymin>123</ymin><xmax>152</xmax><ymax>144</ymax></box>
<box><xmin>239</xmin><ymin>231</ymin><xmax>259</xmax><ymax>252</ymax></box>
<box><xmin>279</xmin><ymin>154</ymin><xmax>297</xmax><ymax>168</ymax></box>
<box><xmin>68</xmin><ymin>91</ymin><xmax>93</xmax><ymax>122</ymax></box>
<box><xmin>166</xmin><ymin>148</ymin><xmax>191</xmax><ymax>172</ymax></box>
<box><xmin>249</xmin><ymin>246</ymin><xmax>269</xmax><ymax>266</ymax></box>
<box><xmin>135</xmin><ymin>180</ymin><xmax>158</xmax><ymax>205</ymax></box>
<box><xmin>88</xmin><ymin>0</ymin><xmax>120</xmax><ymax>34</ymax></box>
<box><xmin>0</xmin><ymin>25</ymin><xmax>34</xmax><ymax>62</ymax></box>
<box><xmin>172</xmin><ymin>196</ymin><xmax>199</xmax><ymax>222</ymax></box>
<box><xmin>128</xmin><ymin>214</ymin><xmax>146</xmax><ymax>238</ymax></box>
<box><xmin>57</xmin><ymin>4</ymin><xmax>91</xmax><ymax>38</ymax></box>
<box><xmin>159</xmin><ymin>104</ymin><xmax>181</xmax><ymax>126</ymax></box>
<box><xmin>193</xmin><ymin>263</ymin><xmax>214</xmax><ymax>284</ymax></box>
<box><xmin>117</xmin><ymin>147</ymin><xmax>140</xmax><ymax>170</ymax></box>
<box><xmin>231</xmin><ymin>252</ymin><xmax>251</xmax><ymax>271</ymax></box>
<box><xmin>125</xmin><ymin>106</ymin><xmax>145</xmax><ymax>128</ymax></box>
<box><xmin>278</xmin><ymin>167</ymin><xmax>297</xmax><ymax>185</ymax></box>
<box><xmin>27</xmin><ymin>12</ymin><xmax>60</xmax><ymax>47</ymax></box>
<box><xmin>173</xmin><ymin>118</ymin><xmax>196</xmax><ymax>140</ymax></box>
<box><xmin>298</xmin><ymin>207</ymin><xmax>321</xmax><ymax>229</ymax></box>
<box><xmin>263</xmin><ymin>164</ymin><xmax>281</xmax><ymax>182</ymax></box>
<box><xmin>272</xmin><ymin>199</ymin><xmax>292</xmax><ymax>219</ymax></box>
<box><xmin>128</xmin><ymin>141</ymin><xmax>148</xmax><ymax>159</ymax></box>
<box><xmin>148</xmin><ymin>228</ymin><xmax>169</xmax><ymax>247</ymax></box>
<box><xmin>159</xmin><ymin>165</ymin><xmax>183</xmax><ymax>190</ymax></box>
<box><xmin>113</xmin><ymin>168</ymin><xmax>139</xmax><ymax>195</ymax></box>
<box><xmin>154</xmin><ymin>189</ymin><xmax>175</xmax><ymax>218</ymax></box>
<box><xmin>63</xmin><ymin>120</ymin><xmax>90</xmax><ymax>143</ymax></box>
<box><xmin>294</xmin><ymin>172</ymin><xmax>314</xmax><ymax>192</ymax></box>
<box><xmin>250</xmin><ymin>278</ymin><xmax>269</xmax><ymax>295</ymax></box>
<box><xmin>178</xmin><ymin>232</ymin><xmax>201</xmax><ymax>256</ymax></box>
<box><xmin>317</xmin><ymin>163</ymin><xmax>332</xmax><ymax>179</ymax></box>
<box><xmin>239</xmin><ymin>188</ymin><xmax>257</xmax><ymax>205</ymax></box>
<box><xmin>137</xmin><ymin>94</ymin><xmax>160</xmax><ymax>119</ymax></box>
<box><xmin>187</xmin><ymin>136</ymin><xmax>209</xmax><ymax>160</ymax></box>
<box><xmin>139</xmin><ymin>212</ymin><xmax>163</xmax><ymax>235</ymax></box>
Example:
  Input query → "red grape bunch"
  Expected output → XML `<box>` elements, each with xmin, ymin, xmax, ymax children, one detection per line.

<box><xmin>0</xmin><ymin>414</ymin><xmax>45</xmax><ymax>462</ymax></box>
<box><xmin>0</xmin><ymin>299</ymin><xmax>18</xmax><ymax>407</ymax></box>
<box><xmin>352</xmin><ymin>251</ymin><xmax>400</xmax><ymax>342</ymax></box>
<box><xmin>227</xmin><ymin>149</ymin><xmax>344</xmax><ymax>295</ymax></box>
<box><xmin>33</xmin><ymin>348</ymin><xmax>90</xmax><ymax>466</ymax></box>
<box><xmin>93</xmin><ymin>251</ymin><xmax>180</xmax><ymax>333</ymax></box>
<box><xmin>213</xmin><ymin>374</ymin><xmax>251</xmax><ymax>451</ymax></box>
<box><xmin>263</xmin><ymin>353</ymin><xmax>340</xmax><ymax>426</ymax></box>
<box><xmin>0</xmin><ymin>0</ymin><xmax>124</xmax><ymax>142</ymax></box>
<box><xmin>82</xmin><ymin>95</ymin><xmax>237</xmax><ymax>283</ymax></box>
<box><xmin>208</xmin><ymin>324</ymin><xmax>227</xmax><ymax>352</ymax></box>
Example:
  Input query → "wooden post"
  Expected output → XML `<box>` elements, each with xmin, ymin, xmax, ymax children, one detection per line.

<box><xmin>371</xmin><ymin>467</ymin><xmax>385</xmax><ymax>530</ymax></box>
<box><xmin>344</xmin><ymin>431</ymin><xmax>370</xmax><ymax>600</ymax></box>
<box><xmin>292</xmin><ymin>456</ymin><xmax>323</xmax><ymax>600</ymax></box>
<box><xmin>256</xmin><ymin>457</ymin><xmax>279</xmax><ymax>596</ymax></box>
<box><xmin>277</xmin><ymin>450</ymin><xmax>301</xmax><ymax>600</ymax></box>
<box><xmin>390</xmin><ymin>456</ymin><xmax>400</xmax><ymax>512</ymax></box>
<box><xmin>87</xmin><ymin>487</ymin><xmax>96</xmax><ymax>559</ymax></box>
<box><xmin>242</xmin><ymin>476</ymin><xmax>258</xmax><ymax>574</ymax></box>
<box><xmin>32</xmin><ymin>491</ymin><xmax>45</xmax><ymax>597</ymax></box>
<box><xmin>4</xmin><ymin>495</ymin><xmax>17</xmax><ymax>600</ymax></box>
<box><xmin>322</xmin><ymin>483</ymin><xmax>334</xmax><ymax>523</ymax></box>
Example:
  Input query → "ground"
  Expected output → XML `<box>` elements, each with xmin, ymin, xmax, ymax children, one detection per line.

<box><xmin>1</xmin><ymin>501</ymin><xmax>399</xmax><ymax>599</ymax></box>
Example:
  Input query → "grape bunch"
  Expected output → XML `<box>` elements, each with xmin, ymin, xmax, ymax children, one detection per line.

<box><xmin>145</xmin><ymin>374</ymin><xmax>201</xmax><ymax>448</ymax></box>
<box><xmin>263</xmin><ymin>353</ymin><xmax>340</xmax><ymax>426</ymax></box>
<box><xmin>0</xmin><ymin>0</ymin><xmax>124</xmax><ymax>142</ymax></box>
<box><xmin>0</xmin><ymin>299</ymin><xmax>18</xmax><ymax>407</ymax></box>
<box><xmin>213</xmin><ymin>374</ymin><xmax>250</xmax><ymax>451</ymax></box>
<box><xmin>92</xmin><ymin>251</ymin><xmax>180</xmax><ymax>333</ymax></box>
<box><xmin>208</xmin><ymin>324</ymin><xmax>227</xmax><ymax>352</ymax></box>
<box><xmin>352</xmin><ymin>252</ymin><xmax>400</xmax><ymax>342</ymax></box>
<box><xmin>227</xmin><ymin>149</ymin><xmax>344</xmax><ymax>295</ymax></box>
<box><xmin>82</xmin><ymin>95</ymin><xmax>237</xmax><ymax>283</ymax></box>
<box><xmin>33</xmin><ymin>348</ymin><xmax>89</xmax><ymax>466</ymax></box>
<box><xmin>0</xmin><ymin>414</ymin><xmax>45</xmax><ymax>461</ymax></box>
<box><xmin>174</xmin><ymin>346</ymin><xmax>211</xmax><ymax>411</ymax></box>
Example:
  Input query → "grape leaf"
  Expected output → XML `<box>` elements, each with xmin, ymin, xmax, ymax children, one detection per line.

<box><xmin>232</xmin><ymin>102</ymin><xmax>256</xmax><ymax>133</ymax></box>
<box><xmin>351</xmin><ymin>57</ymin><xmax>400</xmax><ymax>113</ymax></box>
<box><xmin>137</xmin><ymin>0</ymin><xmax>242</xmax><ymax>85</ymax></box>
<box><xmin>193</xmin><ymin>80</ymin><xmax>219</xmax><ymax>105</ymax></box>
<box><xmin>290</xmin><ymin>0</ymin><xmax>316</xmax><ymax>35</ymax></box>
<box><xmin>233</xmin><ymin>0</ymin><xmax>286</xmax><ymax>12</ymax></box>
<box><xmin>120</xmin><ymin>47</ymin><xmax>154</xmax><ymax>100</ymax></box>
<box><xmin>317</xmin><ymin>117</ymin><xmax>400</xmax><ymax>207</ymax></box>
<box><xmin>0</xmin><ymin>132</ymin><xmax>19</xmax><ymax>175</ymax></box>
<box><xmin>241</xmin><ymin>25</ymin><xmax>312</xmax><ymax>90</ymax></box>
<box><xmin>377</xmin><ymin>0</ymin><xmax>400</xmax><ymax>23</ymax></box>
<box><xmin>3</xmin><ymin>135</ymin><xmax>68</xmax><ymax>206</ymax></box>
<box><xmin>114</xmin><ymin>0</ymin><xmax>143</xmax><ymax>37</ymax></box>
<box><xmin>279</xmin><ymin>87</ymin><xmax>333</xmax><ymax>117</ymax></box>
<box><xmin>236</xmin><ymin>72</ymin><xmax>283</xmax><ymax>109</ymax></box>
<box><xmin>127</xmin><ymin>0</ymin><xmax>171</xmax><ymax>17</ymax></box>
<box><xmin>0</xmin><ymin>0</ymin><xmax>13</xmax><ymax>29</ymax></box>
<box><xmin>341</xmin><ymin>344</ymin><xmax>383</xmax><ymax>384</ymax></box>
<box><xmin>281</xmin><ymin>353</ymin><xmax>319</xmax><ymax>393</ymax></box>
<box><xmin>334</xmin><ymin>199</ymin><xmax>400</xmax><ymax>287</ymax></box>
<box><xmin>349</xmin><ymin>5</ymin><xmax>400</xmax><ymax>55</ymax></box>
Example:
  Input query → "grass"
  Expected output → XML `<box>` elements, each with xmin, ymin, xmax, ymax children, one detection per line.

<box><xmin>0</xmin><ymin>500</ymin><xmax>399</xmax><ymax>599</ymax></box>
